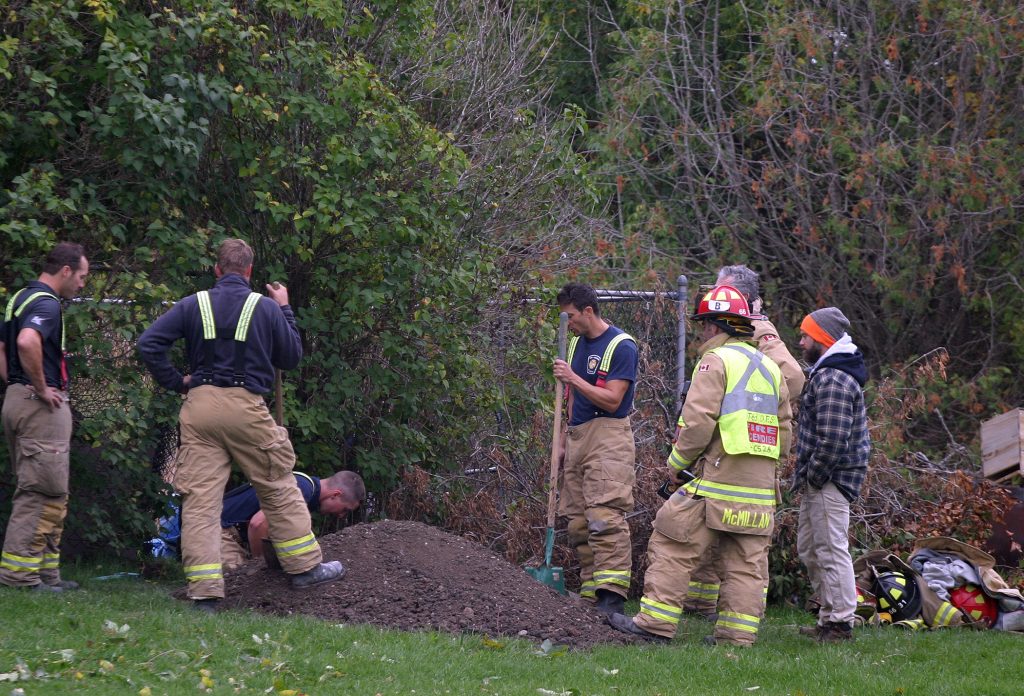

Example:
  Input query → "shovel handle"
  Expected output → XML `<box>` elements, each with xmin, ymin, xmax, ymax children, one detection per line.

<box><xmin>546</xmin><ymin>312</ymin><xmax>568</xmax><ymax>529</ymax></box>
<box><xmin>270</xmin><ymin>282</ymin><xmax>285</xmax><ymax>428</ymax></box>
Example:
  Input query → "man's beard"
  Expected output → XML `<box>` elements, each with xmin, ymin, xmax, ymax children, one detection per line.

<box><xmin>803</xmin><ymin>344</ymin><xmax>823</xmax><ymax>364</ymax></box>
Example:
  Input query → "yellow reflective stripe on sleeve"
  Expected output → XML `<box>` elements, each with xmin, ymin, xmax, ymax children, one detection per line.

<box><xmin>184</xmin><ymin>563</ymin><xmax>223</xmax><ymax>581</ymax></box>
<box><xmin>717</xmin><ymin>611</ymin><xmax>760</xmax><ymax>634</ymax></box>
<box><xmin>689</xmin><ymin>479</ymin><xmax>775</xmax><ymax>505</ymax></box>
<box><xmin>40</xmin><ymin>553</ymin><xmax>60</xmax><ymax>569</ymax></box>
<box><xmin>234</xmin><ymin>292</ymin><xmax>262</xmax><ymax>341</ymax></box>
<box><xmin>0</xmin><ymin>552</ymin><xmax>42</xmax><ymax>572</ymax></box>
<box><xmin>274</xmin><ymin>532</ymin><xmax>319</xmax><ymax>559</ymax></box>
<box><xmin>933</xmin><ymin>601</ymin><xmax>959</xmax><ymax>627</ymax></box>
<box><xmin>196</xmin><ymin>291</ymin><xmax>216</xmax><ymax>340</ymax></box>
<box><xmin>667</xmin><ymin>448</ymin><xmax>692</xmax><ymax>471</ymax></box>
<box><xmin>640</xmin><ymin>597</ymin><xmax>682</xmax><ymax>625</ymax></box>
<box><xmin>593</xmin><ymin>569</ymin><xmax>631</xmax><ymax>589</ymax></box>
<box><xmin>686</xmin><ymin>581</ymin><xmax>719</xmax><ymax>600</ymax></box>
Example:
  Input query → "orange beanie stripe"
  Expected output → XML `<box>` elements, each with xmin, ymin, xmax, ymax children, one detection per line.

<box><xmin>801</xmin><ymin>315</ymin><xmax>837</xmax><ymax>349</ymax></box>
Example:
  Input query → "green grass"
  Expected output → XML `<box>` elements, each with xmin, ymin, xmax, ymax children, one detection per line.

<box><xmin>2</xmin><ymin>564</ymin><xmax>1022</xmax><ymax>695</ymax></box>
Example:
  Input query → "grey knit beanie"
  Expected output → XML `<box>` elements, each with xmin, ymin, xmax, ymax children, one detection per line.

<box><xmin>801</xmin><ymin>307</ymin><xmax>851</xmax><ymax>346</ymax></box>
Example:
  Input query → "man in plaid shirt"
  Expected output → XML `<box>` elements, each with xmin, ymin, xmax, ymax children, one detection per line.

<box><xmin>792</xmin><ymin>307</ymin><xmax>871</xmax><ymax>643</ymax></box>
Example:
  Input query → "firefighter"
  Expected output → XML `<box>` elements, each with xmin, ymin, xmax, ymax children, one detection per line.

<box><xmin>0</xmin><ymin>242</ymin><xmax>89</xmax><ymax>592</ymax></box>
<box><xmin>608</xmin><ymin>286</ymin><xmax>791</xmax><ymax>646</ymax></box>
<box><xmin>552</xmin><ymin>283</ymin><xmax>638</xmax><ymax>618</ymax></box>
<box><xmin>681</xmin><ymin>265</ymin><xmax>805</xmax><ymax>620</ymax></box>
<box><xmin>221</xmin><ymin>470</ymin><xmax>365</xmax><ymax>569</ymax></box>
<box><xmin>138</xmin><ymin>239</ymin><xmax>345</xmax><ymax>612</ymax></box>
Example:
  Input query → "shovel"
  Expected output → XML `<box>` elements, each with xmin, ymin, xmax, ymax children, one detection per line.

<box><xmin>525</xmin><ymin>311</ymin><xmax>568</xmax><ymax>594</ymax></box>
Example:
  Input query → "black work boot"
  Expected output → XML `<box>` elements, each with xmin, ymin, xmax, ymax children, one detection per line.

<box><xmin>606</xmin><ymin>613</ymin><xmax>671</xmax><ymax>643</ymax></box>
<box><xmin>290</xmin><ymin>561</ymin><xmax>346</xmax><ymax>589</ymax></box>
<box><xmin>594</xmin><ymin>589</ymin><xmax>625</xmax><ymax>618</ymax></box>
<box><xmin>45</xmin><ymin>579</ymin><xmax>80</xmax><ymax>591</ymax></box>
<box><xmin>192</xmin><ymin>598</ymin><xmax>221</xmax><ymax>614</ymax></box>
<box><xmin>817</xmin><ymin>621</ymin><xmax>853</xmax><ymax>643</ymax></box>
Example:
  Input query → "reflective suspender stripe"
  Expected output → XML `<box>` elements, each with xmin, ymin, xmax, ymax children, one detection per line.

<box><xmin>40</xmin><ymin>553</ymin><xmax>60</xmax><ymax>570</ymax></box>
<box><xmin>566</xmin><ymin>335</ymin><xmax>580</xmax><ymax>366</ymax></box>
<box><xmin>234</xmin><ymin>293</ymin><xmax>261</xmax><ymax>341</ymax></box>
<box><xmin>184</xmin><ymin>563</ymin><xmax>223</xmax><ymax>582</ymax></box>
<box><xmin>565</xmin><ymin>332</ymin><xmax>636</xmax><ymax>385</ymax></box>
<box><xmin>0</xmin><ymin>552</ymin><xmax>42</xmax><ymax>572</ymax></box>
<box><xmin>196</xmin><ymin>291</ymin><xmax>216</xmax><ymax>340</ymax></box>
<box><xmin>273</xmin><ymin>532</ymin><xmax>319</xmax><ymax>559</ymax></box>
<box><xmin>5</xmin><ymin>291</ymin><xmax>64</xmax><ymax>351</ymax></box>
<box><xmin>639</xmin><ymin>597</ymin><xmax>682</xmax><ymax>625</ymax></box>
<box><xmin>294</xmin><ymin>472</ymin><xmax>314</xmax><ymax>488</ymax></box>
<box><xmin>593</xmin><ymin>569</ymin><xmax>631</xmax><ymax>589</ymax></box>
<box><xmin>686</xmin><ymin>581</ymin><xmax>719</xmax><ymax>600</ymax></box>
<box><xmin>717</xmin><ymin>610</ymin><xmax>760</xmax><ymax>634</ymax></box>
<box><xmin>598</xmin><ymin>333</ymin><xmax>634</xmax><ymax>373</ymax></box>
<box><xmin>681</xmin><ymin>478</ymin><xmax>775</xmax><ymax>505</ymax></box>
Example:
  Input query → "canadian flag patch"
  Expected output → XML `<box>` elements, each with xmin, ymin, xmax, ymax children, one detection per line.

<box><xmin>698</xmin><ymin>363</ymin><xmax>711</xmax><ymax>372</ymax></box>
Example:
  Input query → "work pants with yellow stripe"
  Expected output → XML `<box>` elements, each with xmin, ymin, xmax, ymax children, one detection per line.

<box><xmin>559</xmin><ymin>416</ymin><xmax>635</xmax><ymax>600</ymax></box>
<box><xmin>683</xmin><ymin>541</ymin><xmax>770</xmax><ymax>616</ymax></box>
<box><xmin>637</xmin><ymin>496</ymin><xmax>769</xmax><ymax>645</ymax></box>
<box><xmin>174</xmin><ymin>386</ymin><xmax>321</xmax><ymax>599</ymax></box>
<box><xmin>0</xmin><ymin>383</ymin><xmax>72</xmax><ymax>588</ymax></box>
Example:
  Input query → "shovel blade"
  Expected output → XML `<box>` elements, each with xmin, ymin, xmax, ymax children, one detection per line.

<box><xmin>524</xmin><ymin>564</ymin><xmax>566</xmax><ymax>595</ymax></box>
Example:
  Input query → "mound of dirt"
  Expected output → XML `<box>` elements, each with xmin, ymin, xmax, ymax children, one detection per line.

<box><xmin>219</xmin><ymin>519</ymin><xmax>637</xmax><ymax>649</ymax></box>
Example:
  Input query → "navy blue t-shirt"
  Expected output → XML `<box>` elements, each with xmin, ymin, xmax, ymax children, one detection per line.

<box><xmin>3</xmin><ymin>281</ymin><xmax>66</xmax><ymax>389</ymax></box>
<box><xmin>568</xmin><ymin>325</ymin><xmax>638</xmax><ymax>425</ymax></box>
<box><xmin>221</xmin><ymin>473</ymin><xmax>320</xmax><ymax>528</ymax></box>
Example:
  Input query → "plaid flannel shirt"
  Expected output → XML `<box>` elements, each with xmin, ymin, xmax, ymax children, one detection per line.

<box><xmin>793</xmin><ymin>366</ymin><xmax>871</xmax><ymax>502</ymax></box>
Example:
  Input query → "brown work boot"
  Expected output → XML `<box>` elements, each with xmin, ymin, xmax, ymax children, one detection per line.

<box><xmin>799</xmin><ymin>624</ymin><xmax>823</xmax><ymax>638</ymax></box>
<box><xmin>817</xmin><ymin>621</ymin><xmax>853</xmax><ymax>643</ymax></box>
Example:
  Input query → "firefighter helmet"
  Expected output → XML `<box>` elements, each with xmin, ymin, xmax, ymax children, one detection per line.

<box><xmin>691</xmin><ymin>285</ymin><xmax>753</xmax><ymax>321</ymax></box>
<box><xmin>950</xmin><ymin>584</ymin><xmax>998</xmax><ymax>627</ymax></box>
<box><xmin>873</xmin><ymin>570</ymin><xmax>922</xmax><ymax>622</ymax></box>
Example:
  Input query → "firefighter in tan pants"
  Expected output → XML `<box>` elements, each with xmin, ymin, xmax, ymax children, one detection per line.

<box><xmin>138</xmin><ymin>239</ymin><xmax>344</xmax><ymax>611</ymax></box>
<box><xmin>682</xmin><ymin>265</ymin><xmax>804</xmax><ymax>620</ymax></box>
<box><xmin>553</xmin><ymin>283</ymin><xmax>638</xmax><ymax>618</ymax></box>
<box><xmin>609</xmin><ymin>286</ymin><xmax>790</xmax><ymax>646</ymax></box>
<box><xmin>0</xmin><ymin>242</ymin><xmax>89</xmax><ymax>592</ymax></box>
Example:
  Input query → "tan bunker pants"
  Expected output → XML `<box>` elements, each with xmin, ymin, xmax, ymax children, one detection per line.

<box><xmin>638</xmin><ymin>495</ymin><xmax>770</xmax><ymax>645</ymax></box>
<box><xmin>174</xmin><ymin>386</ymin><xmax>321</xmax><ymax>599</ymax></box>
<box><xmin>559</xmin><ymin>416</ymin><xmax>635</xmax><ymax>599</ymax></box>
<box><xmin>0</xmin><ymin>383</ymin><xmax>72</xmax><ymax>587</ymax></box>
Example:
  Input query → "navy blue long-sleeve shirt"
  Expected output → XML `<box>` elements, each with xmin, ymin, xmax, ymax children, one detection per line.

<box><xmin>137</xmin><ymin>274</ymin><xmax>302</xmax><ymax>395</ymax></box>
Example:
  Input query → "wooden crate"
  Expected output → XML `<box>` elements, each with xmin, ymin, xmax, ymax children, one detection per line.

<box><xmin>981</xmin><ymin>409</ymin><xmax>1024</xmax><ymax>481</ymax></box>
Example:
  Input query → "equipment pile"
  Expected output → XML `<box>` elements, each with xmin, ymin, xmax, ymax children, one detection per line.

<box><xmin>851</xmin><ymin>536</ymin><xmax>1024</xmax><ymax>632</ymax></box>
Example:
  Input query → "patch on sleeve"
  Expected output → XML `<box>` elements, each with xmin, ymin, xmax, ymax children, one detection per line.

<box><xmin>698</xmin><ymin>363</ymin><xmax>711</xmax><ymax>372</ymax></box>
<box><xmin>760</xmin><ymin>334</ymin><xmax>778</xmax><ymax>342</ymax></box>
